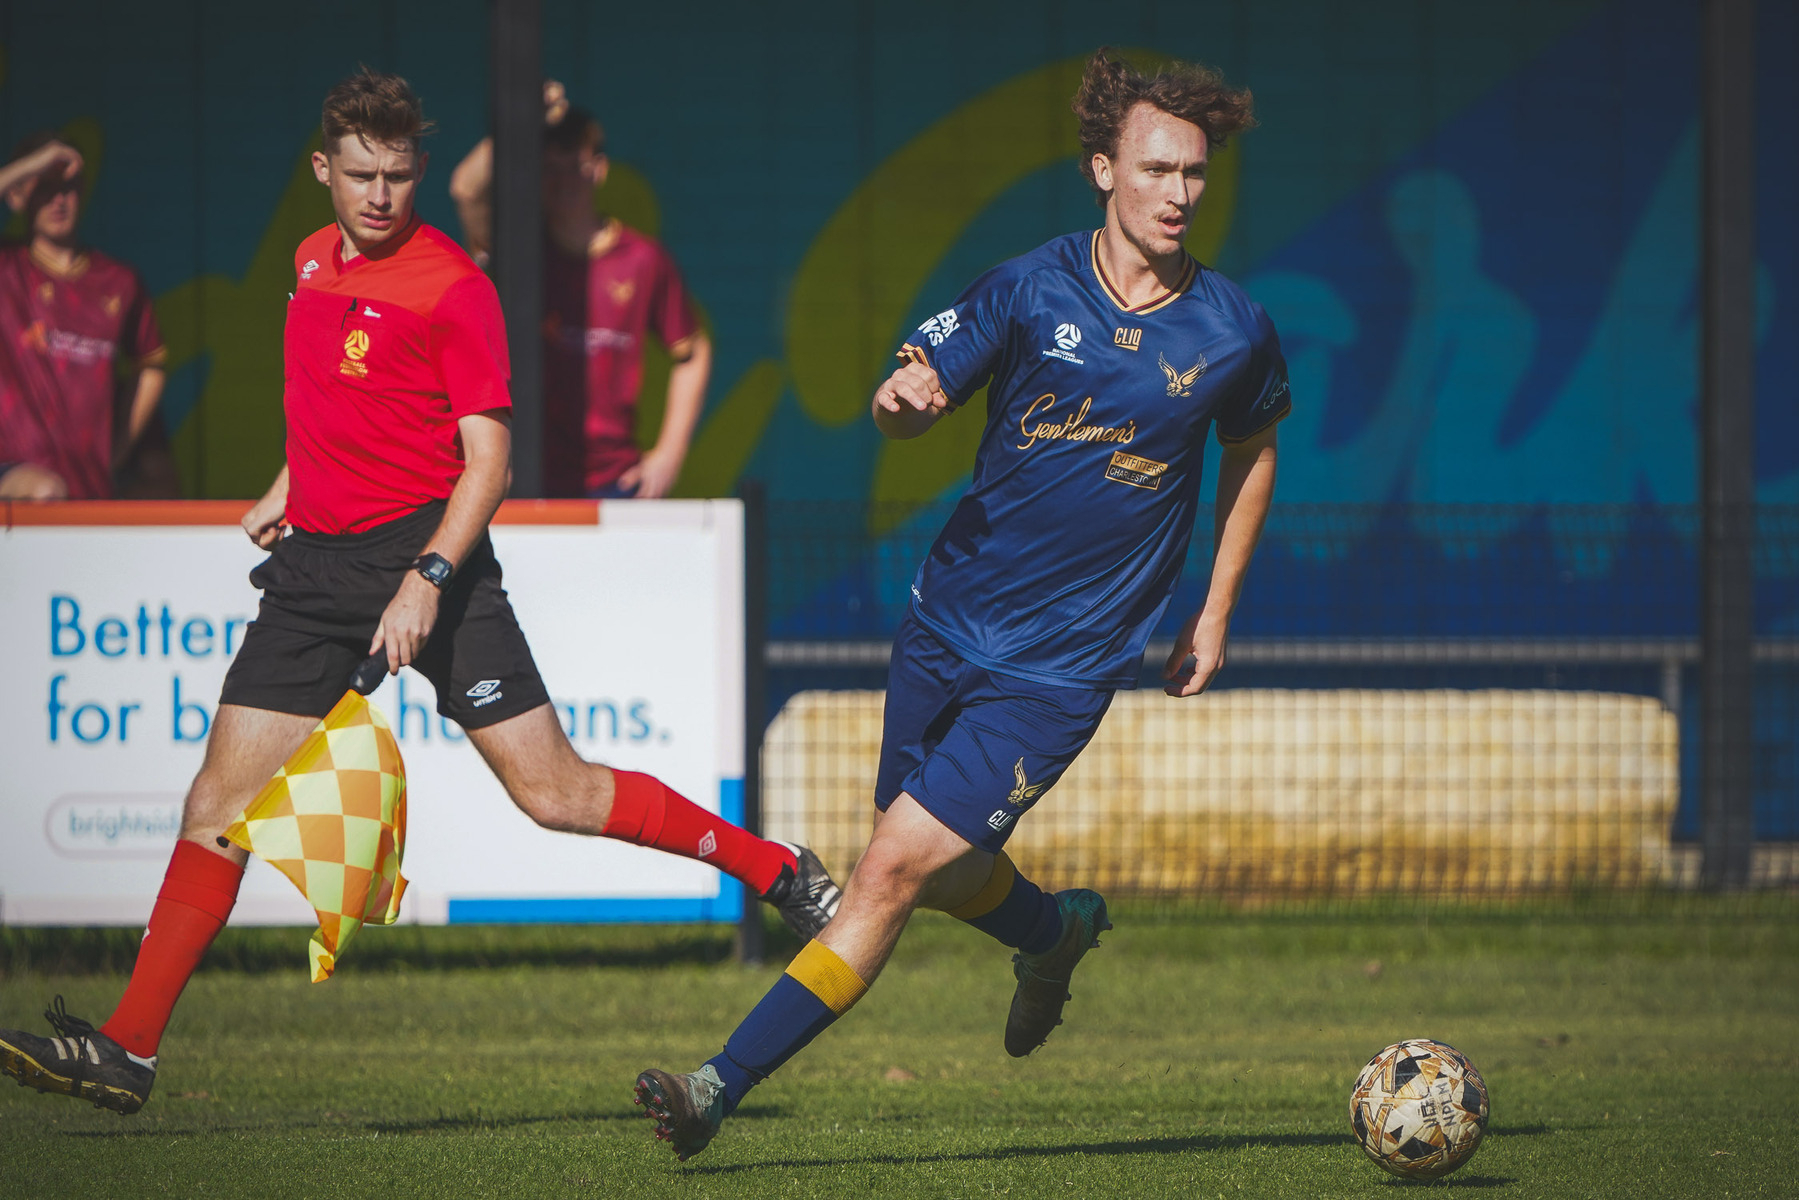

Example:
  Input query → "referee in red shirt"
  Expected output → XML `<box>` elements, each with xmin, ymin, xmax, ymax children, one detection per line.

<box><xmin>0</xmin><ymin>70</ymin><xmax>838</xmax><ymax>1118</ymax></box>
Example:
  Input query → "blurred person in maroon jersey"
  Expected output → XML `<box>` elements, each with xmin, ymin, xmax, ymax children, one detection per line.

<box><xmin>450</xmin><ymin>83</ymin><xmax>710</xmax><ymax>498</ymax></box>
<box><xmin>0</xmin><ymin>134</ymin><xmax>170</xmax><ymax>500</ymax></box>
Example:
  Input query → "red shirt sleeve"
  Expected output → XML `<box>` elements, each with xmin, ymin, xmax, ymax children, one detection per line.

<box><xmin>429</xmin><ymin>272</ymin><xmax>512</xmax><ymax>417</ymax></box>
<box><xmin>647</xmin><ymin>244</ymin><xmax>699</xmax><ymax>350</ymax></box>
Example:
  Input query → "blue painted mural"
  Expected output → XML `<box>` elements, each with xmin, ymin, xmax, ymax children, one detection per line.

<box><xmin>1</xmin><ymin>0</ymin><xmax>1791</xmax><ymax>633</ymax></box>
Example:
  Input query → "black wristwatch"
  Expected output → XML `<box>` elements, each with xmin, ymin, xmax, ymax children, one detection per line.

<box><xmin>411</xmin><ymin>552</ymin><xmax>454</xmax><ymax>590</ymax></box>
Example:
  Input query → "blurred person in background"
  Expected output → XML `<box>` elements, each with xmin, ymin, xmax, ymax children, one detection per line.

<box><xmin>450</xmin><ymin>82</ymin><xmax>710</xmax><ymax>498</ymax></box>
<box><xmin>0</xmin><ymin>134</ymin><xmax>171</xmax><ymax>500</ymax></box>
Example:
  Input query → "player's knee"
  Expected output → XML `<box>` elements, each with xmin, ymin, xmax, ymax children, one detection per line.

<box><xmin>850</xmin><ymin>838</ymin><xmax>938</xmax><ymax>900</ymax></box>
<box><xmin>507</xmin><ymin>771</ymin><xmax>598</xmax><ymax>835</ymax></box>
<box><xmin>512</xmin><ymin>784</ymin><xmax>577</xmax><ymax>832</ymax></box>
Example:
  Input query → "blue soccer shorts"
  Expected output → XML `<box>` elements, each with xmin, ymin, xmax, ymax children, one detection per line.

<box><xmin>874</xmin><ymin>613</ymin><xmax>1115</xmax><ymax>854</ymax></box>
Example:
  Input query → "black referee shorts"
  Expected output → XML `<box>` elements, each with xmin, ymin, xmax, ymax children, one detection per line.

<box><xmin>220</xmin><ymin>501</ymin><xmax>550</xmax><ymax>729</ymax></box>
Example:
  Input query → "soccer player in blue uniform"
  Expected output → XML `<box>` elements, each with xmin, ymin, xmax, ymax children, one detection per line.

<box><xmin>636</xmin><ymin>50</ymin><xmax>1288</xmax><ymax>1159</ymax></box>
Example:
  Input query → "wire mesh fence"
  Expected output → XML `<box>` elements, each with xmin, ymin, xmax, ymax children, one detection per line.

<box><xmin>756</xmin><ymin>502</ymin><xmax>1798</xmax><ymax>907</ymax></box>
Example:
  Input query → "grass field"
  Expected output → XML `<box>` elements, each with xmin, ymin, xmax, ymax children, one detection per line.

<box><xmin>1</xmin><ymin>908</ymin><xmax>1795</xmax><ymax>1198</ymax></box>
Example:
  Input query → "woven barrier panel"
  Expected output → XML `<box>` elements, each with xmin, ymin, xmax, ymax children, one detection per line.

<box><xmin>764</xmin><ymin>689</ymin><xmax>1679</xmax><ymax>899</ymax></box>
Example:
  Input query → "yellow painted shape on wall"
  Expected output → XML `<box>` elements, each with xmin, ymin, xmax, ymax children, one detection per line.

<box><xmin>787</xmin><ymin>48</ymin><xmax>1206</xmax><ymax>434</ymax></box>
<box><xmin>594</xmin><ymin>159</ymin><xmax>661</xmax><ymax>238</ymax></box>
<box><xmin>787</xmin><ymin>57</ymin><xmax>1090</xmax><ymax>430</ymax></box>
<box><xmin>868</xmin><ymin>386</ymin><xmax>987</xmax><ymax>535</ymax></box>
<box><xmin>602</xmin><ymin>162</ymin><xmax>781</xmax><ymax>497</ymax></box>
<box><xmin>671</xmin><ymin>358</ymin><xmax>784</xmax><ymax>499</ymax></box>
<box><xmin>1184</xmin><ymin>138</ymin><xmax>1238</xmax><ymax>265</ymax></box>
<box><xmin>157</xmin><ymin>137</ymin><xmax>335</xmax><ymax>497</ymax></box>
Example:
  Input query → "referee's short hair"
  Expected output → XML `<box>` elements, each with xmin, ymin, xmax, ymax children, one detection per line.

<box><xmin>322</xmin><ymin>67</ymin><xmax>434</xmax><ymax>154</ymax></box>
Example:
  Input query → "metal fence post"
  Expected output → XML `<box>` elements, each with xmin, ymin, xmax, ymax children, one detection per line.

<box><xmin>1700</xmin><ymin>0</ymin><xmax>1756</xmax><ymax>890</ymax></box>
<box><xmin>737</xmin><ymin>481</ymin><xmax>769</xmax><ymax>963</ymax></box>
<box><xmin>491</xmin><ymin>0</ymin><xmax>543</xmax><ymax>497</ymax></box>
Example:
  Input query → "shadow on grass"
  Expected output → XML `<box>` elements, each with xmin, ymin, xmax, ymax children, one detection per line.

<box><xmin>54</xmin><ymin>1104</ymin><xmax>790</xmax><ymax>1139</ymax></box>
<box><xmin>1</xmin><ymin>924</ymin><xmax>761</xmax><ymax>977</ymax></box>
<box><xmin>360</xmin><ymin>1103</ymin><xmax>788</xmax><ymax>1136</ymax></box>
<box><xmin>687</xmin><ymin>1130</ymin><xmax>1355</xmax><ymax>1174</ymax></box>
<box><xmin>689</xmin><ymin>1122</ymin><xmax>1555</xmax><ymax>1177</ymax></box>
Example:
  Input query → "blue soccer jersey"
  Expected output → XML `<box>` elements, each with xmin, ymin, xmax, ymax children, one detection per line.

<box><xmin>897</xmin><ymin>229</ymin><xmax>1290</xmax><ymax>688</ymax></box>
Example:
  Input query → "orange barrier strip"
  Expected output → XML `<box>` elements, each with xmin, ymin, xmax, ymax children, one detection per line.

<box><xmin>5</xmin><ymin>500</ymin><xmax>247</xmax><ymax>527</ymax></box>
<box><xmin>490</xmin><ymin>499</ymin><xmax>601</xmax><ymax>525</ymax></box>
<box><xmin>4</xmin><ymin>498</ymin><xmax>601</xmax><ymax>529</ymax></box>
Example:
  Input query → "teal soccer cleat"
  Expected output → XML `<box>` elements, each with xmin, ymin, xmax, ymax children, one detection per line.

<box><xmin>1004</xmin><ymin>889</ymin><xmax>1111</xmax><ymax>1057</ymax></box>
<box><xmin>634</xmin><ymin>1064</ymin><xmax>727</xmax><ymax>1161</ymax></box>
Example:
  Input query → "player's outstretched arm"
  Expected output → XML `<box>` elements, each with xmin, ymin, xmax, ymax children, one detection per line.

<box><xmin>114</xmin><ymin>366</ymin><xmax>167</xmax><ymax>470</ymax></box>
<box><xmin>241</xmin><ymin>466</ymin><xmax>290</xmax><ymax>549</ymax></box>
<box><xmin>448</xmin><ymin>81</ymin><xmax>568</xmax><ymax>266</ymax></box>
<box><xmin>447</xmin><ymin>138</ymin><xmax>495</xmax><ymax>264</ymax></box>
<box><xmin>622</xmin><ymin>332</ymin><xmax>710</xmax><ymax>498</ymax></box>
<box><xmin>370</xmin><ymin>411</ymin><xmax>512</xmax><ymax>673</ymax></box>
<box><xmin>0</xmin><ymin>139</ymin><xmax>82</xmax><ymax>207</ymax></box>
<box><xmin>1163</xmin><ymin>425</ymin><xmax>1278</xmax><ymax>696</ymax></box>
<box><xmin>871</xmin><ymin>361</ymin><xmax>952</xmax><ymax>440</ymax></box>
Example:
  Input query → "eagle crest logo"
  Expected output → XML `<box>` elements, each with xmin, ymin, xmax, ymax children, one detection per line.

<box><xmin>1159</xmin><ymin>351</ymin><xmax>1206</xmax><ymax>397</ymax></box>
<box><xmin>1006</xmin><ymin>758</ymin><xmax>1046</xmax><ymax>807</ymax></box>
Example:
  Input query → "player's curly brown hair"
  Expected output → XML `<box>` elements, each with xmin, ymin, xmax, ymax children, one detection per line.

<box><xmin>321</xmin><ymin>67</ymin><xmax>434</xmax><ymax>154</ymax></box>
<box><xmin>1072</xmin><ymin>49</ymin><xmax>1256</xmax><ymax>206</ymax></box>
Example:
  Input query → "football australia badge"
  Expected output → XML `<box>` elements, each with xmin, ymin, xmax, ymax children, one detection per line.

<box><xmin>340</xmin><ymin>329</ymin><xmax>371</xmax><ymax>378</ymax></box>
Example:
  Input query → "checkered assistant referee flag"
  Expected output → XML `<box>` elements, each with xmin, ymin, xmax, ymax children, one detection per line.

<box><xmin>221</xmin><ymin>655</ymin><xmax>407</xmax><ymax>982</ymax></box>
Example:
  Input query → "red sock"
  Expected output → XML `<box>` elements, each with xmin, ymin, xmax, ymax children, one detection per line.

<box><xmin>603</xmin><ymin>770</ymin><xmax>797</xmax><ymax>895</ymax></box>
<box><xmin>101</xmin><ymin>839</ymin><xmax>243</xmax><ymax>1058</ymax></box>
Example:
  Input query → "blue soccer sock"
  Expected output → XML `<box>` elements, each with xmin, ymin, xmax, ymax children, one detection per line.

<box><xmin>706</xmin><ymin>940</ymin><xmax>869</xmax><ymax>1113</ymax></box>
<box><xmin>947</xmin><ymin>852</ymin><xmax>1063</xmax><ymax>955</ymax></box>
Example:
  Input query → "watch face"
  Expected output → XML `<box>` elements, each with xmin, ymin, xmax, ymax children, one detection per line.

<box><xmin>416</xmin><ymin>555</ymin><xmax>452</xmax><ymax>586</ymax></box>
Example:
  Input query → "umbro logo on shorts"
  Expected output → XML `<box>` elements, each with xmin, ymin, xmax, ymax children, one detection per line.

<box><xmin>697</xmin><ymin>831</ymin><xmax>718</xmax><ymax>858</ymax></box>
<box><xmin>467</xmin><ymin>679</ymin><xmax>504</xmax><ymax>707</ymax></box>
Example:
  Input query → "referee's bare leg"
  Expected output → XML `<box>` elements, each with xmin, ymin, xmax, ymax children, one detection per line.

<box><xmin>467</xmin><ymin>704</ymin><xmax>835</xmax><ymax>930</ymax></box>
<box><xmin>465</xmin><ymin>704</ymin><xmax>624</xmax><ymax>834</ymax></box>
<box><xmin>0</xmin><ymin>704</ymin><xmax>317</xmax><ymax>1111</ymax></box>
<box><xmin>177</xmin><ymin>705</ymin><xmax>321</xmax><ymax>865</ymax></box>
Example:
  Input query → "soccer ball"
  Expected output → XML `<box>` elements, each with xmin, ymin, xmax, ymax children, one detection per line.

<box><xmin>1349</xmin><ymin>1039</ymin><xmax>1489</xmax><ymax>1180</ymax></box>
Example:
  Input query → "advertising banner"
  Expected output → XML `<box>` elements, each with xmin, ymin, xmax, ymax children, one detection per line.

<box><xmin>0</xmin><ymin>500</ymin><xmax>744</xmax><ymax>926</ymax></box>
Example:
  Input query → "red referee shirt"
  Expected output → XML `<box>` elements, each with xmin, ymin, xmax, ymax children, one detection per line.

<box><xmin>284</xmin><ymin>218</ymin><xmax>510</xmax><ymax>534</ymax></box>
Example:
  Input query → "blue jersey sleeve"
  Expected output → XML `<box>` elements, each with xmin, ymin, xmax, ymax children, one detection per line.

<box><xmin>1215</xmin><ymin>302</ymin><xmax>1292</xmax><ymax>444</ymax></box>
<box><xmin>897</xmin><ymin>262</ymin><xmax>1023</xmax><ymax>408</ymax></box>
